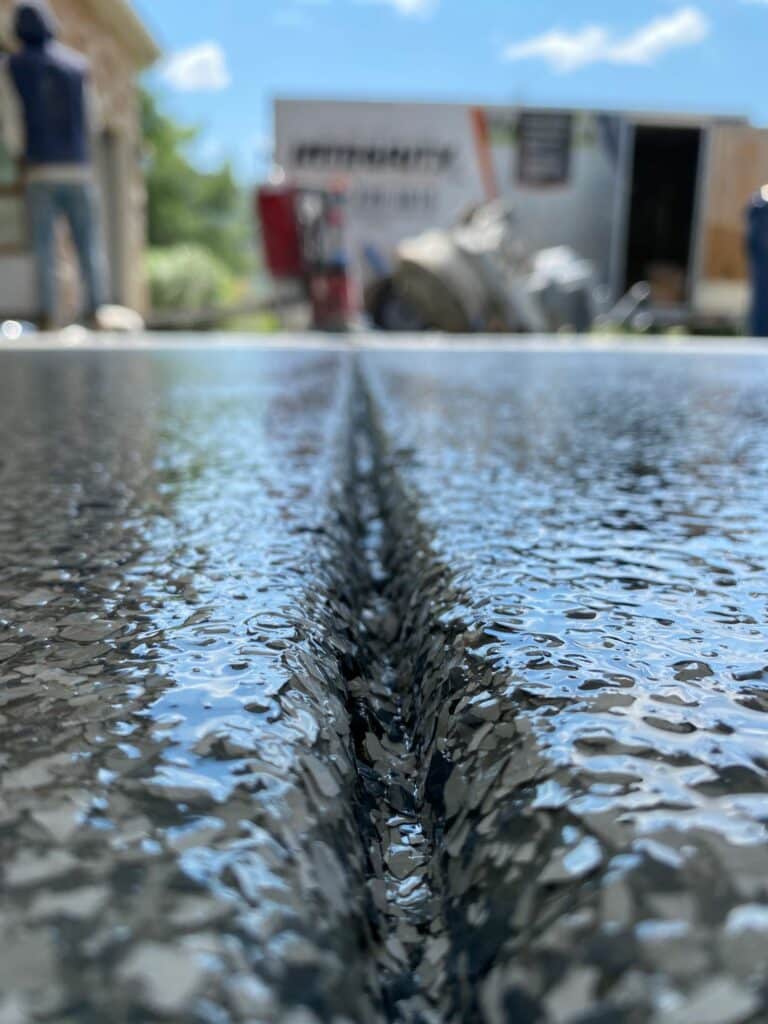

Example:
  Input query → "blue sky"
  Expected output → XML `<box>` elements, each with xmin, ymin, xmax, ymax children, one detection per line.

<box><xmin>134</xmin><ymin>0</ymin><xmax>768</xmax><ymax>181</ymax></box>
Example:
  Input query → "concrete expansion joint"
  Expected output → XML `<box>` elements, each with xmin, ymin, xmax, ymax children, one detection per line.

<box><xmin>6</xmin><ymin>352</ymin><xmax>768</xmax><ymax>1024</ymax></box>
<box><xmin>312</xmin><ymin>359</ymin><xmax>768</xmax><ymax>1024</ymax></box>
<box><xmin>334</xmin><ymin>371</ymin><xmax>469</xmax><ymax>1023</ymax></box>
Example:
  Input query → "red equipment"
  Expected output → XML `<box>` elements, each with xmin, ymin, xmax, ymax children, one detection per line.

<box><xmin>257</xmin><ymin>186</ymin><xmax>303</xmax><ymax>279</ymax></box>
<box><xmin>256</xmin><ymin>182</ymin><xmax>351</xmax><ymax>331</ymax></box>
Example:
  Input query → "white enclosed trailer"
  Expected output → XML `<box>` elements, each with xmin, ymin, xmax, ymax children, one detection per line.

<box><xmin>274</xmin><ymin>98</ymin><xmax>768</xmax><ymax>328</ymax></box>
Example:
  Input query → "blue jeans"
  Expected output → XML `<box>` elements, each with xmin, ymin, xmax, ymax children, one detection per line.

<box><xmin>27</xmin><ymin>181</ymin><xmax>105</xmax><ymax>321</ymax></box>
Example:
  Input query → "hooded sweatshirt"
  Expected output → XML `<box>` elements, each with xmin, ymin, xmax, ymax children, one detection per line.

<box><xmin>7</xmin><ymin>1</ymin><xmax>92</xmax><ymax>176</ymax></box>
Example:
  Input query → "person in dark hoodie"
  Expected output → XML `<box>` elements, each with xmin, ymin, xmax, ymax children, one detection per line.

<box><xmin>5</xmin><ymin>0</ymin><xmax>104</xmax><ymax>329</ymax></box>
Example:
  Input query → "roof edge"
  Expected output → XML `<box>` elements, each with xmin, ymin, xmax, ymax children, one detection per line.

<box><xmin>79</xmin><ymin>0</ymin><xmax>160</xmax><ymax>69</ymax></box>
<box><xmin>272</xmin><ymin>96</ymin><xmax>755</xmax><ymax>129</ymax></box>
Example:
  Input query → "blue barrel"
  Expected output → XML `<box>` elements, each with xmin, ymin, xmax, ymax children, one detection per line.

<box><xmin>748</xmin><ymin>188</ymin><xmax>768</xmax><ymax>336</ymax></box>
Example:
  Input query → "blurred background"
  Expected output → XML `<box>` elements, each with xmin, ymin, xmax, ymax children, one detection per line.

<box><xmin>2</xmin><ymin>0</ymin><xmax>768</xmax><ymax>336</ymax></box>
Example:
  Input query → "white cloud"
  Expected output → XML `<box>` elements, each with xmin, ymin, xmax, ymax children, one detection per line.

<box><xmin>504</xmin><ymin>7</ymin><xmax>709</xmax><ymax>73</ymax></box>
<box><xmin>162</xmin><ymin>42</ymin><xmax>231</xmax><ymax>93</ymax></box>
<box><xmin>387</xmin><ymin>0</ymin><xmax>438</xmax><ymax>14</ymax></box>
<box><xmin>353</xmin><ymin>0</ymin><xmax>439</xmax><ymax>18</ymax></box>
<box><xmin>609</xmin><ymin>7</ymin><xmax>709</xmax><ymax>63</ymax></box>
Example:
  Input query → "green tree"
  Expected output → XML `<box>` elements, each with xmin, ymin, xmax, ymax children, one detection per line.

<box><xmin>141</xmin><ymin>89</ymin><xmax>253</xmax><ymax>276</ymax></box>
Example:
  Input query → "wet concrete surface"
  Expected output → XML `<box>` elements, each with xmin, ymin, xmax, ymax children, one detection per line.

<box><xmin>0</xmin><ymin>350</ymin><xmax>377</xmax><ymax>1022</ymax></box>
<box><xmin>363</xmin><ymin>347</ymin><xmax>768</xmax><ymax>1023</ymax></box>
<box><xmin>1</xmin><ymin>339</ymin><xmax>768</xmax><ymax>1022</ymax></box>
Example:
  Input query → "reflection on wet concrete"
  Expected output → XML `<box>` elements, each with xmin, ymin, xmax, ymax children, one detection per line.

<box><xmin>2</xmin><ymin>343</ymin><xmax>768</xmax><ymax>1022</ymax></box>
<box><xmin>0</xmin><ymin>351</ymin><xmax>376</xmax><ymax>1022</ymax></box>
<box><xmin>364</xmin><ymin>349</ymin><xmax>768</xmax><ymax>1023</ymax></box>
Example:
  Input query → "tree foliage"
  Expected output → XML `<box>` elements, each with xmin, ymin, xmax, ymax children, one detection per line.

<box><xmin>146</xmin><ymin>244</ymin><xmax>234</xmax><ymax>312</ymax></box>
<box><xmin>141</xmin><ymin>89</ymin><xmax>252</xmax><ymax>275</ymax></box>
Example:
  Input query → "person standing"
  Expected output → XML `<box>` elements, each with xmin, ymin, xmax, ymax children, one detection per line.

<box><xmin>5</xmin><ymin>0</ymin><xmax>104</xmax><ymax>329</ymax></box>
<box><xmin>747</xmin><ymin>186</ymin><xmax>768</xmax><ymax>338</ymax></box>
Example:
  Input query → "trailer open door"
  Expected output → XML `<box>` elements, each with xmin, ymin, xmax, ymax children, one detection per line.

<box><xmin>621</xmin><ymin>125</ymin><xmax>703</xmax><ymax>310</ymax></box>
<box><xmin>696</xmin><ymin>123</ymin><xmax>768</xmax><ymax>320</ymax></box>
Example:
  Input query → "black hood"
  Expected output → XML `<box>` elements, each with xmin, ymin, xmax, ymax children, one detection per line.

<box><xmin>15</xmin><ymin>1</ymin><xmax>57</xmax><ymax>46</ymax></box>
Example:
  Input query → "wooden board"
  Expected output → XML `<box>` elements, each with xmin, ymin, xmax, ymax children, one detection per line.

<box><xmin>701</xmin><ymin>124</ymin><xmax>768</xmax><ymax>281</ymax></box>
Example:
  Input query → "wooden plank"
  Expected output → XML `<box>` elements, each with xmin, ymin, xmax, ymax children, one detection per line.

<box><xmin>701</xmin><ymin>124</ymin><xmax>768</xmax><ymax>281</ymax></box>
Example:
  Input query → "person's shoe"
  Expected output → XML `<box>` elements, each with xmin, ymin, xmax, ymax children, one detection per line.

<box><xmin>89</xmin><ymin>305</ymin><xmax>145</xmax><ymax>332</ymax></box>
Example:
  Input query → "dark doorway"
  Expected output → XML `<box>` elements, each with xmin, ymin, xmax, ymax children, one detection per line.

<box><xmin>624</xmin><ymin>126</ymin><xmax>702</xmax><ymax>306</ymax></box>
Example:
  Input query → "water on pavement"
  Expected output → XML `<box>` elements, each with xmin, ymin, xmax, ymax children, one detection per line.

<box><xmin>1</xmin><ymin>341</ymin><xmax>768</xmax><ymax>1022</ymax></box>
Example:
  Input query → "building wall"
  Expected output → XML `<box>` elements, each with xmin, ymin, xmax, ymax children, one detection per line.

<box><xmin>0</xmin><ymin>0</ymin><xmax>149</xmax><ymax>317</ymax></box>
